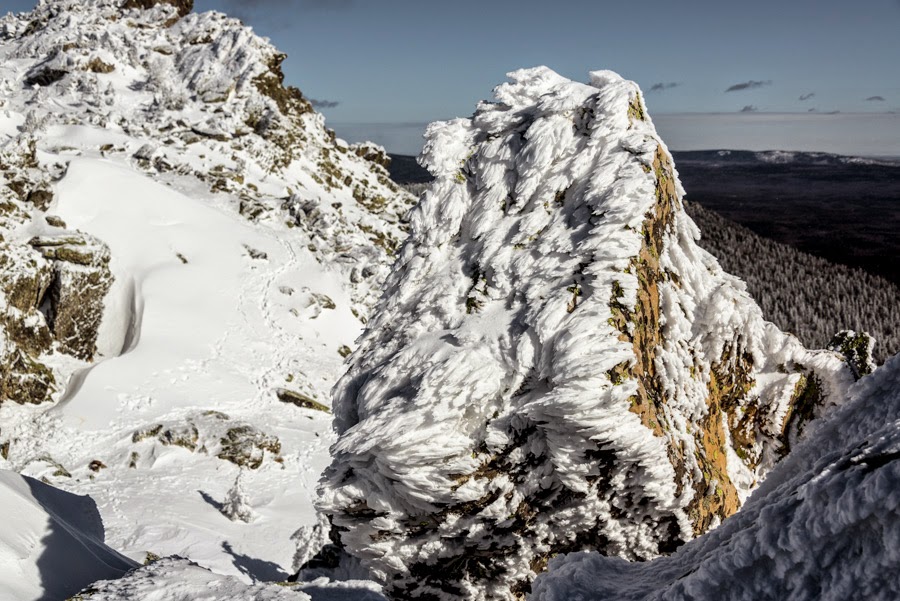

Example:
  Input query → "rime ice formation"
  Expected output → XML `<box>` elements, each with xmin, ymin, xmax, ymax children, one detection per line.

<box><xmin>320</xmin><ymin>67</ymin><xmax>857</xmax><ymax>600</ymax></box>
<box><xmin>531</xmin><ymin>353</ymin><xmax>900</xmax><ymax>601</ymax></box>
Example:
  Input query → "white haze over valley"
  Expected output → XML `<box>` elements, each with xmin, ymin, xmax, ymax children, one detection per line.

<box><xmin>332</xmin><ymin>112</ymin><xmax>900</xmax><ymax>158</ymax></box>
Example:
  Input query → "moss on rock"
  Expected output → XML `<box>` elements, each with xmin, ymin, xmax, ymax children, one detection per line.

<box><xmin>276</xmin><ymin>388</ymin><xmax>330</xmax><ymax>412</ymax></box>
<box><xmin>828</xmin><ymin>330</ymin><xmax>875</xmax><ymax>380</ymax></box>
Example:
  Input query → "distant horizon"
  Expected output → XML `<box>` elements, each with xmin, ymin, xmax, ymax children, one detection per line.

<box><xmin>331</xmin><ymin>112</ymin><xmax>900</xmax><ymax>158</ymax></box>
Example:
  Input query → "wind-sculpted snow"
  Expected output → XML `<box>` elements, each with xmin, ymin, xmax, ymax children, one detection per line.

<box><xmin>531</xmin><ymin>353</ymin><xmax>900</xmax><ymax>601</ymax></box>
<box><xmin>320</xmin><ymin>67</ymin><xmax>855</xmax><ymax>600</ymax></box>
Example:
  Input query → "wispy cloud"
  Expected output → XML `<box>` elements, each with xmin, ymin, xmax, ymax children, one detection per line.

<box><xmin>740</xmin><ymin>105</ymin><xmax>758</xmax><ymax>112</ymax></box>
<box><xmin>865</xmin><ymin>95</ymin><xmax>886</xmax><ymax>102</ymax></box>
<box><xmin>214</xmin><ymin>0</ymin><xmax>355</xmax><ymax>25</ymax></box>
<box><xmin>725</xmin><ymin>80</ymin><xmax>772</xmax><ymax>93</ymax></box>
<box><xmin>799</xmin><ymin>92</ymin><xmax>815</xmax><ymax>101</ymax></box>
<box><xmin>309</xmin><ymin>98</ymin><xmax>340</xmax><ymax>109</ymax></box>
<box><xmin>648</xmin><ymin>82</ymin><xmax>680</xmax><ymax>93</ymax></box>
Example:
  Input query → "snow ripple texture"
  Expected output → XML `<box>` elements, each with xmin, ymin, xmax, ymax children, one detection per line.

<box><xmin>320</xmin><ymin>67</ymin><xmax>854</xmax><ymax>600</ymax></box>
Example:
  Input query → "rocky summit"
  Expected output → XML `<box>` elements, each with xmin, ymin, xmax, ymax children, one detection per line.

<box><xmin>0</xmin><ymin>0</ymin><xmax>413</xmax><ymax>407</ymax></box>
<box><xmin>320</xmin><ymin>67</ymin><xmax>859</xmax><ymax>600</ymax></box>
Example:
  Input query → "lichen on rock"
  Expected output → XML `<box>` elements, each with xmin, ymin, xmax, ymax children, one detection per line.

<box><xmin>30</xmin><ymin>232</ymin><xmax>114</xmax><ymax>361</ymax></box>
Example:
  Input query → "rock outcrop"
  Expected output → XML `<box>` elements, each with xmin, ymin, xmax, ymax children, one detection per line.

<box><xmin>30</xmin><ymin>232</ymin><xmax>113</xmax><ymax>361</ymax></box>
<box><xmin>122</xmin><ymin>0</ymin><xmax>194</xmax><ymax>20</ymax></box>
<box><xmin>0</xmin><ymin>231</ymin><xmax>112</xmax><ymax>403</ymax></box>
<box><xmin>0</xmin><ymin>134</ymin><xmax>113</xmax><ymax>404</ymax></box>
<box><xmin>319</xmin><ymin>68</ymin><xmax>857</xmax><ymax>600</ymax></box>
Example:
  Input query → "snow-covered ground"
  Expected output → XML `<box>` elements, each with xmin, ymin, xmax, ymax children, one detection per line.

<box><xmin>0</xmin><ymin>1</ymin><xmax>411</xmax><ymax>598</ymax></box>
<box><xmin>3</xmin><ymin>153</ymin><xmax>350</xmax><ymax>577</ymax></box>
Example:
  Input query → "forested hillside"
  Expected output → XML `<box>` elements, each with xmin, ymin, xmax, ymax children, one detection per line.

<box><xmin>686</xmin><ymin>201</ymin><xmax>900</xmax><ymax>362</ymax></box>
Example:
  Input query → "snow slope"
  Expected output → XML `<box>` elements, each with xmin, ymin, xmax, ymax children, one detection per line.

<box><xmin>77</xmin><ymin>557</ymin><xmax>389</xmax><ymax>601</ymax></box>
<box><xmin>320</xmin><ymin>67</ymin><xmax>855</xmax><ymax>600</ymax></box>
<box><xmin>0</xmin><ymin>470</ymin><xmax>135</xmax><ymax>601</ymax></box>
<box><xmin>0</xmin><ymin>0</ymin><xmax>410</xmax><ymax>595</ymax></box>
<box><xmin>531</xmin><ymin>353</ymin><xmax>900</xmax><ymax>601</ymax></box>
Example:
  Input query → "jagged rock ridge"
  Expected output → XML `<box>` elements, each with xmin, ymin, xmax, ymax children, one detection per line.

<box><xmin>320</xmin><ymin>67</ymin><xmax>856</xmax><ymax>600</ymax></box>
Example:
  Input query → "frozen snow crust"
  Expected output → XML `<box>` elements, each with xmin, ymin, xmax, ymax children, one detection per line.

<box><xmin>321</xmin><ymin>67</ymin><xmax>855</xmax><ymax>600</ymax></box>
<box><xmin>531</xmin><ymin>353</ymin><xmax>900</xmax><ymax>601</ymax></box>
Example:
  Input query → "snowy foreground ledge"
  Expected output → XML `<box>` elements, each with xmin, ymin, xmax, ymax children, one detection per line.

<box><xmin>0</xmin><ymin>471</ymin><xmax>135</xmax><ymax>601</ymax></box>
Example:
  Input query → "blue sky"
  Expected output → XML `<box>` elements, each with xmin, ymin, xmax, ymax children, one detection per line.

<box><xmin>195</xmin><ymin>0</ymin><xmax>900</xmax><ymax>120</ymax></box>
<box><xmin>5</xmin><ymin>0</ymin><xmax>900</xmax><ymax>154</ymax></box>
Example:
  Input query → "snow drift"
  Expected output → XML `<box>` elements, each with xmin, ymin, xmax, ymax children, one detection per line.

<box><xmin>320</xmin><ymin>67</ymin><xmax>857</xmax><ymax>599</ymax></box>
<box><xmin>0</xmin><ymin>470</ymin><xmax>136</xmax><ymax>601</ymax></box>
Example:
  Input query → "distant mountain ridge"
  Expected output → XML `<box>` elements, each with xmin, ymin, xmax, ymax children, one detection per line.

<box><xmin>388</xmin><ymin>149</ymin><xmax>900</xmax><ymax>183</ymax></box>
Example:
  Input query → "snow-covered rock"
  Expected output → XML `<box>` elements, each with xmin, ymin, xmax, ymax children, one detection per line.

<box><xmin>531</xmin><ymin>352</ymin><xmax>900</xmax><ymax>601</ymax></box>
<box><xmin>73</xmin><ymin>557</ymin><xmax>311</xmax><ymax>601</ymax></box>
<box><xmin>0</xmin><ymin>0</ymin><xmax>411</xmax><ymax>589</ymax></box>
<box><xmin>0</xmin><ymin>470</ymin><xmax>136</xmax><ymax>601</ymax></box>
<box><xmin>319</xmin><ymin>67</ymin><xmax>856</xmax><ymax>599</ymax></box>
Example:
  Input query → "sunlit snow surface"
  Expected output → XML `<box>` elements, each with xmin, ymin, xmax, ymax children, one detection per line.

<box><xmin>0</xmin><ymin>149</ymin><xmax>355</xmax><ymax>586</ymax></box>
<box><xmin>48</xmin><ymin>157</ymin><xmax>350</xmax><ymax>572</ymax></box>
<box><xmin>0</xmin><ymin>1</ymin><xmax>411</xmax><ymax>597</ymax></box>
